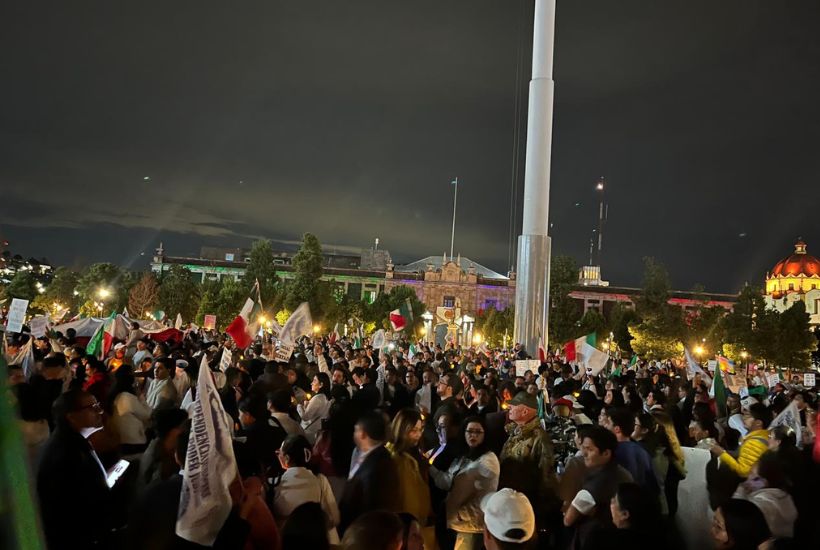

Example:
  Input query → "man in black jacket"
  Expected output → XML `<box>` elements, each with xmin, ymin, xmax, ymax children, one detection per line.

<box><xmin>37</xmin><ymin>389</ymin><xmax>117</xmax><ymax>550</ymax></box>
<box><xmin>338</xmin><ymin>411</ymin><xmax>399</xmax><ymax>534</ymax></box>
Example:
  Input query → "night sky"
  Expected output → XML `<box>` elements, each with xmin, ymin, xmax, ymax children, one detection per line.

<box><xmin>2</xmin><ymin>1</ymin><xmax>819</xmax><ymax>293</ymax></box>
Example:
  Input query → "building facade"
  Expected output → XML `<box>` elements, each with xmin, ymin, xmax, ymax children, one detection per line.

<box><xmin>764</xmin><ymin>239</ymin><xmax>820</xmax><ymax>326</ymax></box>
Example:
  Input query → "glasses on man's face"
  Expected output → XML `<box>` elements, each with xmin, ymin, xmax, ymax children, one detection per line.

<box><xmin>77</xmin><ymin>401</ymin><xmax>102</xmax><ymax>412</ymax></box>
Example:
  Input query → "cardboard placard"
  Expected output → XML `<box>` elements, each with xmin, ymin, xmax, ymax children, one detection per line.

<box><xmin>804</xmin><ymin>373</ymin><xmax>816</xmax><ymax>388</ymax></box>
<box><xmin>767</xmin><ymin>373</ymin><xmax>780</xmax><ymax>388</ymax></box>
<box><xmin>219</xmin><ymin>348</ymin><xmax>232</xmax><ymax>372</ymax></box>
<box><xmin>6</xmin><ymin>299</ymin><xmax>29</xmax><ymax>333</ymax></box>
<box><xmin>29</xmin><ymin>315</ymin><xmax>49</xmax><ymax>338</ymax></box>
<box><xmin>203</xmin><ymin>315</ymin><xmax>217</xmax><ymax>331</ymax></box>
<box><xmin>275</xmin><ymin>343</ymin><xmax>295</xmax><ymax>363</ymax></box>
<box><xmin>514</xmin><ymin>359</ymin><xmax>540</xmax><ymax>377</ymax></box>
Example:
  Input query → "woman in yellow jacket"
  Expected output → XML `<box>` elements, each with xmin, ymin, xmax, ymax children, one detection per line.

<box><xmin>387</xmin><ymin>408</ymin><xmax>435</xmax><ymax>549</ymax></box>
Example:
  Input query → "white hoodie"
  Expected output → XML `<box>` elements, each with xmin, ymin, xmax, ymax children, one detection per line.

<box><xmin>734</xmin><ymin>487</ymin><xmax>797</xmax><ymax>539</ymax></box>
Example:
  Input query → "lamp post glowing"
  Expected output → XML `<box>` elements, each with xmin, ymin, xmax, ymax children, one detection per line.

<box><xmin>312</xmin><ymin>324</ymin><xmax>321</xmax><ymax>335</ymax></box>
<box><xmin>472</xmin><ymin>333</ymin><xmax>483</xmax><ymax>345</ymax></box>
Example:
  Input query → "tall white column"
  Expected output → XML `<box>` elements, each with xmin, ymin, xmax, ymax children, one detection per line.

<box><xmin>513</xmin><ymin>0</ymin><xmax>556</xmax><ymax>356</ymax></box>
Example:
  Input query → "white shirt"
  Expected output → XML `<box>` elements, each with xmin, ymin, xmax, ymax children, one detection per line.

<box><xmin>273</xmin><ymin>467</ymin><xmax>340</xmax><ymax>543</ymax></box>
<box><xmin>113</xmin><ymin>392</ymin><xmax>153</xmax><ymax>445</ymax></box>
<box><xmin>297</xmin><ymin>393</ymin><xmax>331</xmax><ymax>444</ymax></box>
<box><xmin>271</xmin><ymin>412</ymin><xmax>306</xmax><ymax>437</ymax></box>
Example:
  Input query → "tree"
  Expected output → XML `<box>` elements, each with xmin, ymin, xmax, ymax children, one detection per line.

<box><xmin>549</xmin><ymin>255</ymin><xmax>582</xmax><ymax>347</ymax></box>
<box><xmin>158</xmin><ymin>265</ymin><xmax>199</xmax><ymax>322</ymax></box>
<box><xmin>214</xmin><ymin>277</ymin><xmax>248</xmax><ymax>330</ymax></box>
<box><xmin>5</xmin><ymin>271</ymin><xmax>37</xmax><ymax>302</ymax></box>
<box><xmin>42</xmin><ymin>267</ymin><xmax>81</xmax><ymax>315</ymax></box>
<box><xmin>721</xmin><ymin>284</ymin><xmax>764</xmax><ymax>357</ymax></box>
<box><xmin>578</xmin><ymin>309</ymin><xmax>607</xmax><ymax>341</ymax></box>
<box><xmin>475</xmin><ymin>306</ymin><xmax>514</xmax><ymax>347</ymax></box>
<box><xmin>286</xmin><ymin>233</ymin><xmax>324</xmax><ymax>312</ymax></box>
<box><xmin>609</xmin><ymin>302</ymin><xmax>637</xmax><ymax>354</ymax></box>
<box><xmin>769</xmin><ymin>301</ymin><xmax>816</xmax><ymax>371</ymax></box>
<box><xmin>76</xmin><ymin>263</ymin><xmax>127</xmax><ymax>311</ymax></box>
<box><xmin>128</xmin><ymin>273</ymin><xmax>160</xmax><ymax>318</ymax></box>
<box><xmin>628</xmin><ymin>257</ymin><xmax>685</xmax><ymax>359</ymax></box>
<box><xmin>243</xmin><ymin>239</ymin><xmax>280</xmax><ymax>305</ymax></box>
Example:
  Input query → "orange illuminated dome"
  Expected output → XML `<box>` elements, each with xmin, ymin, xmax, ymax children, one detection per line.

<box><xmin>766</xmin><ymin>239</ymin><xmax>820</xmax><ymax>297</ymax></box>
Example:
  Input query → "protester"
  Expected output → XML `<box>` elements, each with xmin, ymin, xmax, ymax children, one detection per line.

<box><xmin>272</xmin><ymin>434</ymin><xmax>340</xmax><ymax>543</ymax></box>
<box><xmin>340</xmin><ymin>510</ymin><xmax>405</xmax><ymax>550</ymax></box>
<box><xmin>37</xmin><ymin>389</ymin><xmax>118</xmax><ymax>550</ymax></box>
<box><xmin>338</xmin><ymin>411</ymin><xmax>400</xmax><ymax>534</ymax></box>
<box><xmin>297</xmin><ymin>372</ymin><xmax>332</xmax><ymax>443</ymax></box>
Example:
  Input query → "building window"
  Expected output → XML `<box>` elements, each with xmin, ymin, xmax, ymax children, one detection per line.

<box><xmin>443</xmin><ymin>296</ymin><xmax>455</xmax><ymax>308</ymax></box>
<box><xmin>484</xmin><ymin>299</ymin><xmax>498</xmax><ymax>311</ymax></box>
<box><xmin>225</xmin><ymin>253</ymin><xmax>234</xmax><ymax>261</ymax></box>
<box><xmin>347</xmin><ymin>283</ymin><xmax>362</xmax><ymax>300</ymax></box>
<box><xmin>789</xmin><ymin>283</ymin><xmax>794</xmax><ymax>291</ymax></box>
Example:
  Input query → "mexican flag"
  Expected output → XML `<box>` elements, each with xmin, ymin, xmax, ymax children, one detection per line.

<box><xmin>329</xmin><ymin>323</ymin><xmax>341</xmax><ymax>346</ymax></box>
<box><xmin>225</xmin><ymin>286</ymin><xmax>262</xmax><ymax>350</ymax></box>
<box><xmin>564</xmin><ymin>333</ymin><xmax>597</xmax><ymax>363</ymax></box>
<box><xmin>353</xmin><ymin>325</ymin><xmax>364</xmax><ymax>349</ymax></box>
<box><xmin>86</xmin><ymin>311</ymin><xmax>117</xmax><ymax>360</ymax></box>
<box><xmin>628</xmin><ymin>355</ymin><xmax>639</xmax><ymax>370</ymax></box>
<box><xmin>389</xmin><ymin>299</ymin><xmax>413</xmax><ymax>332</ymax></box>
<box><xmin>710</xmin><ymin>364</ymin><xmax>728</xmax><ymax>417</ymax></box>
<box><xmin>565</xmin><ymin>333</ymin><xmax>608</xmax><ymax>376</ymax></box>
<box><xmin>537</xmin><ymin>334</ymin><xmax>547</xmax><ymax>363</ymax></box>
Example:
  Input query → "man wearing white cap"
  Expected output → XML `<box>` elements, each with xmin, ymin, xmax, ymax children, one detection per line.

<box><xmin>481</xmin><ymin>488</ymin><xmax>536</xmax><ymax>549</ymax></box>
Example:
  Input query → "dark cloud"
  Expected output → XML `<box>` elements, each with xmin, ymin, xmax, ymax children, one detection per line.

<box><xmin>2</xmin><ymin>1</ymin><xmax>819</xmax><ymax>293</ymax></box>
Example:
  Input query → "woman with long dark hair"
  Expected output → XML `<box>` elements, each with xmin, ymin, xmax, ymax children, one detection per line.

<box><xmin>430</xmin><ymin>416</ymin><xmax>500</xmax><ymax>550</ymax></box>
<box><xmin>109</xmin><ymin>365</ymin><xmax>152</xmax><ymax>454</ymax></box>
<box><xmin>297</xmin><ymin>372</ymin><xmax>332</xmax><ymax>444</ymax></box>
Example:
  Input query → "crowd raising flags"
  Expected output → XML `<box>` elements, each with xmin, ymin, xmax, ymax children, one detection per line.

<box><xmin>176</xmin><ymin>356</ymin><xmax>238</xmax><ymax>545</ymax></box>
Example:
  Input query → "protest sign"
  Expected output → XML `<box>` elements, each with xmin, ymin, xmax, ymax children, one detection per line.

<box><xmin>6</xmin><ymin>299</ymin><xmax>29</xmax><ymax>333</ymax></box>
<box><xmin>176</xmin><ymin>357</ymin><xmax>237</xmax><ymax>546</ymax></box>
<box><xmin>804</xmin><ymin>373</ymin><xmax>816</xmax><ymax>388</ymax></box>
<box><xmin>770</xmin><ymin>400</ymin><xmax>801</xmax><ymax>447</ymax></box>
<box><xmin>203</xmin><ymin>315</ymin><xmax>216</xmax><ymax>331</ymax></box>
<box><xmin>29</xmin><ymin>315</ymin><xmax>49</xmax><ymax>338</ymax></box>
<box><xmin>218</xmin><ymin>348</ymin><xmax>232</xmax><ymax>372</ymax></box>
<box><xmin>275</xmin><ymin>343</ymin><xmax>295</xmax><ymax>363</ymax></box>
<box><xmin>514</xmin><ymin>359</ymin><xmax>540</xmax><ymax>377</ymax></box>
<box><xmin>767</xmin><ymin>372</ymin><xmax>780</xmax><ymax>388</ymax></box>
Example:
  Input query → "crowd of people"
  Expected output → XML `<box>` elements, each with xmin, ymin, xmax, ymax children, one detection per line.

<box><xmin>5</xmin><ymin>323</ymin><xmax>820</xmax><ymax>550</ymax></box>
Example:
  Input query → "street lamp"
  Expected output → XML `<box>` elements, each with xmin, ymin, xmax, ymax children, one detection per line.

<box><xmin>97</xmin><ymin>287</ymin><xmax>111</xmax><ymax>299</ymax></box>
<box><xmin>694</xmin><ymin>345</ymin><xmax>705</xmax><ymax>357</ymax></box>
<box><xmin>313</xmin><ymin>324</ymin><xmax>321</xmax><ymax>334</ymax></box>
<box><xmin>472</xmin><ymin>332</ymin><xmax>483</xmax><ymax>345</ymax></box>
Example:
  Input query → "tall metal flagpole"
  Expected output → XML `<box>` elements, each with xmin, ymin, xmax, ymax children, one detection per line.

<box><xmin>450</xmin><ymin>177</ymin><xmax>458</xmax><ymax>259</ymax></box>
<box><xmin>513</xmin><ymin>0</ymin><xmax>556</xmax><ymax>356</ymax></box>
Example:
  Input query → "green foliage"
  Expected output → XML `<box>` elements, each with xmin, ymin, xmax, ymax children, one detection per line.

<box><xmin>76</xmin><ymin>263</ymin><xmax>130</xmax><ymax>312</ymax></box>
<box><xmin>38</xmin><ymin>267</ymin><xmax>81</xmax><ymax>315</ymax></box>
<box><xmin>243</xmin><ymin>239</ymin><xmax>279</xmax><ymax>305</ymax></box>
<box><xmin>286</xmin><ymin>233</ymin><xmax>324</xmax><ymax>311</ymax></box>
<box><xmin>213</xmin><ymin>278</ymin><xmax>248</xmax><ymax>330</ymax></box>
<box><xmin>764</xmin><ymin>301</ymin><xmax>816</xmax><ymax>370</ymax></box>
<box><xmin>475</xmin><ymin>306</ymin><xmax>514</xmax><ymax>347</ymax></box>
<box><xmin>158</xmin><ymin>265</ymin><xmax>200</xmax><ymax>322</ymax></box>
<box><xmin>609</xmin><ymin>303</ymin><xmax>637</xmax><ymax>354</ymax></box>
<box><xmin>5</xmin><ymin>271</ymin><xmax>37</xmax><ymax>302</ymax></box>
<box><xmin>549</xmin><ymin>255</ymin><xmax>582</xmax><ymax>346</ymax></box>
<box><xmin>628</xmin><ymin>257</ymin><xmax>686</xmax><ymax>359</ymax></box>
<box><xmin>578</xmin><ymin>309</ymin><xmax>607</xmax><ymax>341</ymax></box>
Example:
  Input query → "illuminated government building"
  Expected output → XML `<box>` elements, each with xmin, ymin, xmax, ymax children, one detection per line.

<box><xmin>764</xmin><ymin>239</ymin><xmax>820</xmax><ymax>326</ymax></box>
